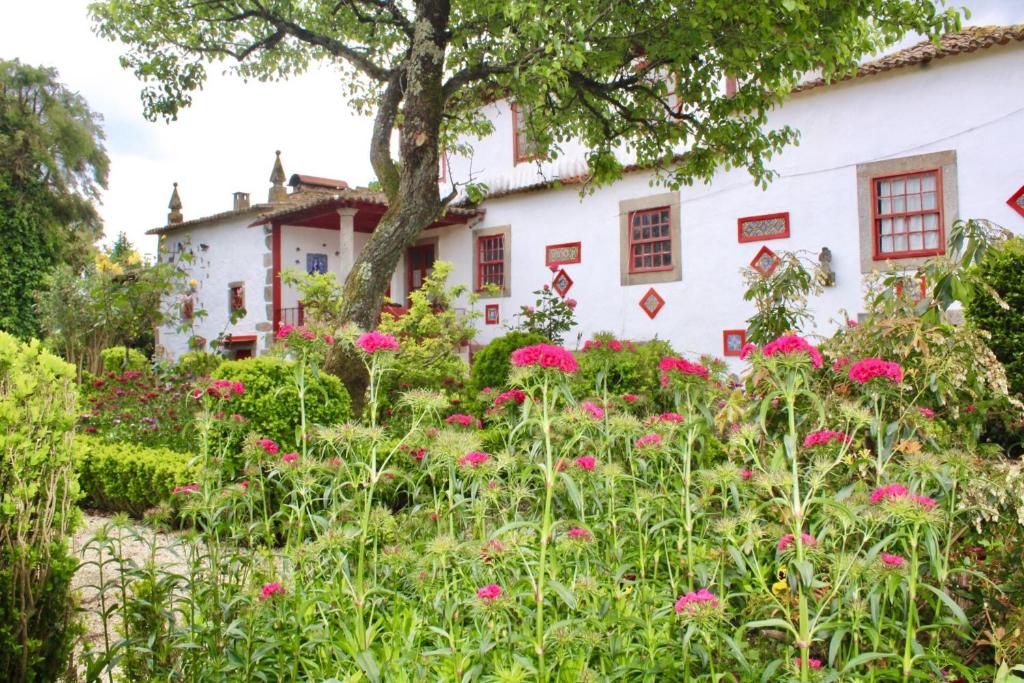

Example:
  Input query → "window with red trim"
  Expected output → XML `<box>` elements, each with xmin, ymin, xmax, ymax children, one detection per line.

<box><xmin>512</xmin><ymin>103</ymin><xmax>539</xmax><ymax>164</ymax></box>
<box><xmin>229</xmin><ymin>285</ymin><xmax>245</xmax><ymax>314</ymax></box>
<box><xmin>628</xmin><ymin>206</ymin><xmax>673</xmax><ymax>273</ymax></box>
<box><xmin>477</xmin><ymin>235</ymin><xmax>505</xmax><ymax>290</ymax></box>
<box><xmin>872</xmin><ymin>169</ymin><xmax>943</xmax><ymax>259</ymax></box>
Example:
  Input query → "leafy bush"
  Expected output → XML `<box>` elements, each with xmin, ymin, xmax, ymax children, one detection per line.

<box><xmin>75</xmin><ymin>435</ymin><xmax>195</xmax><ymax>516</ymax></box>
<box><xmin>510</xmin><ymin>281</ymin><xmax>578</xmax><ymax>343</ymax></box>
<box><xmin>100</xmin><ymin>345</ymin><xmax>149</xmax><ymax>373</ymax></box>
<box><xmin>0</xmin><ymin>332</ymin><xmax>80</xmax><ymax>682</ymax></box>
<box><xmin>571</xmin><ymin>333</ymin><xmax>676</xmax><ymax>411</ymax></box>
<box><xmin>176</xmin><ymin>350</ymin><xmax>223</xmax><ymax>377</ymax></box>
<box><xmin>468</xmin><ymin>330</ymin><xmax>547</xmax><ymax>395</ymax></box>
<box><xmin>211</xmin><ymin>356</ymin><xmax>351</xmax><ymax>451</ymax></box>
<box><xmin>966</xmin><ymin>236</ymin><xmax>1024</xmax><ymax>398</ymax></box>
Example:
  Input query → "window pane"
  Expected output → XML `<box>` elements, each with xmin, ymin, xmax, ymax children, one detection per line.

<box><xmin>894</xmin><ymin>235</ymin><xmax>908</xmax><ymax>252</ymax></box>
<box><xmin>879</xmin><ymin>198</ymin><xmax>891</xmax><ymax>214</ymax></box>
<box><xmin>907</xmin><ymin>194</ymin><xmax>921</xmax><ymax>212</ymax></box>
<box><xmin>663</xmin><ymin>253</ymin><xmax>671</xmax><ymax>266</ymax></box>
<box><xmin>893</xmin><ymin>196</ymin><xmax>906</xmax><ymax>212</ymax></box>
<box><xmin>909</xmin><ymin>233</ymin><xmax>923</xmax><ymax>251</ymax></box>
<box><xmin>880</xmin><ymin>218</ymin><xmax>892</xmax><ymax>235</ymax></box>
<box><xmin>922</xmin><ymin>174</ymin><xmax>936</xmax><ymax>191</ymax></box>
<box><xmin>922</xmin><ymin>192</ymin><xmax>936</xmax><ymax>210</ymax></box>
<box><xmin>924</xmin><ymin>213</ymin><xmax>938</xmax><ymax>230</ymax></box>
<box><xmin>906</xmin><ymin>176</ymin><xmax>920</xmax><ymax>193</ymax></box>
<box><xmin>892</xmin><ymin>179</ymin><xmax>905</xmax><ymax>194</ymax></box>
<box><xmin>881</xmin><ymin>236</ymin><xmax>894</xmax><ymax>253</ymax></box>
<box><xmin>924</xmin><ymin>231</ymin><xmax>939</xmax><ymax>249</ymax></box>
<box><xmin>879</xmin><ymin>180</ymin><xmax>891</xmax><ymax>196</ymax></box>
<box><xmin>908</xmin><ymin>215</ymin><xmax>922</xmax><ymax>232</ymax></box>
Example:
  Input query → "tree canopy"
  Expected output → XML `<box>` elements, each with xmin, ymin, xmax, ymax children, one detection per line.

<box><xmin>90</xmin><ymin>0</ymin><xmax>960</xmax><ymax>329</ymax></box>
<box><xmin>0</xmin><ymin>59</ymin><xmax>109</xmax><ymax>337</ymax></box>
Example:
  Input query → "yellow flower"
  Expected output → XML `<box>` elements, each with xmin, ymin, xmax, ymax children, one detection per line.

<box><xmin>772</xmin><ymin>566</ymin><xmax>789</xmax><ymax>597</ymax></box>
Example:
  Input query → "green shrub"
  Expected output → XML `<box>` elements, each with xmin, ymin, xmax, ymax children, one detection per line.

<box><xmin>571</xmin><ymin>333</ymin><xmax>676</xmax><ymax>409</ymax></box>
<box><xmin>0</xmin><ymin>332</ymin><xmax>80</xmax><ymax>682</ymax></box>
<box><xmin>75</xmin><ymin>436</ymin><xmax>195</xmax><ymax>516</ymax></box>
<box><xmin>468</xmin><ymin>331</ymin><xmax>547</xmax><ymax>396</ymax></box>
<box><xmin>101</xmin><ymin>345</ymin><xmax>149</xmax><ymax>373</ymax></box>
<box><xmin>966</xmin><ymin>236</ymin><xmax>1024</xmax><ymax>398</ymax></box>
<box><xmin>212</xmin><ymin>357</ymin><xmax>351</xmax><ymax>451</ymax></box>
<box><xmin>177</xmin><ymin>350</ymin><xmax>223</xmax><ymax>378</ymax></box>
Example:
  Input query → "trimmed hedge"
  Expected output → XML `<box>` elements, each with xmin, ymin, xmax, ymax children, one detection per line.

<box><xmin>966</xmin><ymin>236</ymin><xmax>1024</xmax><ymax>397</ymax></box>
<box><xmin>75</xmin><ymin>436</ymin><xmax>195</xmax><ymax>517</ymax></box>
<box><xmin>101</xmin><ymin>345</ymin><xmax>149</xmax><ymax>373</ymax></box>
<box><xmin>212</xmin><ymin>357</ymin><xmax>352</xmax><ymax>451</ymax></box>
<box><xmin>468</xmin><ymin>331</ymin><xmax>547</xmax><ymax>395</ymax></box>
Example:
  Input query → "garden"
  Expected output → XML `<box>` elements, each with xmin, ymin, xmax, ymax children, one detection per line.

<box><xmin>3</xmin><ymin>225</ymin><xmax>1024</xmax><ymax>683</ymax></box>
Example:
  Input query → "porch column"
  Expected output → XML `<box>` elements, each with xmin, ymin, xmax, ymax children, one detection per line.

<box><xmin>337</xmin><ymin>207</ymin><xmax>358</xmax><ymax>276</ymax></box>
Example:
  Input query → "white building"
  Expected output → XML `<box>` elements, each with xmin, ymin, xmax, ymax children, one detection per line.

<box><xmin>151</xmin><ymin>25</ymin><xmax>1024</xmax><ymax>364</ymax></box>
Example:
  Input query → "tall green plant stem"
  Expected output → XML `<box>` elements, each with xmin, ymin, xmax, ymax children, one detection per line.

<box><xmin>535</xmin><ymin>378</ymin><xmax>555</xmax><ymax>682</ymax></box>
<box><xmin>902</xmin><ymin>524</ymin><xmax>921</xmax><ymax>681</ymax></box>
<box><xmin>784</xmin><ymin>383</ymin><xmax>812</xmax><ymax>683</ymax></box>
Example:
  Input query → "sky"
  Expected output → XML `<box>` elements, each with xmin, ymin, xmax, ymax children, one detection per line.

<box><xmin>1</xmin><ymin>0</ymin><xmax>1021</xmax><ymax>258</ymax></box>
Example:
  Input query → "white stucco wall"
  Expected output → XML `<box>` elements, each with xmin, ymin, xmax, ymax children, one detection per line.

<box><xmin>445</xmin><ymin>41</ymin><xmax>1024</xmax><ymax>365</ymax></box>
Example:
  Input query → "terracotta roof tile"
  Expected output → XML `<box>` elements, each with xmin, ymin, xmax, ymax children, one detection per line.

<box><xmin>793</xmin><ymin>25</ymin><xmax>1024</xmax><ymax>93</ymax></box>
<box><xmin>248</xmin><ymin>187</ymin><xmax>482</xmax><ymax>226</ymax></box>
<box><xmin>288</xmin><ymin>174</ymin><xmax>349</xmax><ymax>190</ymax></box>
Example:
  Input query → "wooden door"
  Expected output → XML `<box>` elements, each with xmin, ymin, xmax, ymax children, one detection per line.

<box><xmin>406</xmin><ymin>244</ymin><xmax>436</xmax><ymax>304</ymax></box>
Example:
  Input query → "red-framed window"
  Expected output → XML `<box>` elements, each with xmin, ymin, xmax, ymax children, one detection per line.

<box><xmin>511</xmin><ymin>102</ymin><xmax>539</xmax><ymax>164</ymax></box>
<box><xmin>627</xmin><ymin>206</ymin><xmax>673</xmax><ymax>273</ymax></box>
<box><xmin>229</xmin><ymin>285</ymin><xmax>245</xmax><ymax>314</ymax></box>
<box><xmin>477</xmin><ymin>235</ymin><xmax>505</xmax><ymax>290</ymax></box>
<box><xmin>872</xmin><ymin>169</ymin><xmax>943</xmax><ymax>260</ymax></box>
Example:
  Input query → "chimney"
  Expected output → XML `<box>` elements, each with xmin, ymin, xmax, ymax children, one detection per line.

<box><xmin>233</xmin><ymin>192</ymin><xmax>251</xmax><ymax>211</ymax></box>
<box><xmin>268</xmin><ymin>150</ymin><xmax>288</xmax><ymax>203</ymax></box>
<box><xmin>167</xmin><ymin>182</ymin><xmax>183</xmax><ymax>224</ymax></box>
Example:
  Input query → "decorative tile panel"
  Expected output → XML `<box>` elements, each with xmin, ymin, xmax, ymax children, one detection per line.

<box><xmin>1008</xmin><ymin>185</ymin><xmax>1024</xmax><ymax>219</ymax></box>
<box><xmin>738</xmin><ymin>212</ymin><xmax>790</xmax><ymax>243</ymax></box>
<box><xmin>639</xmin><ymin>287</ymin><xmax>665</xmax><ymax>319</ymax></box>
<box><xmin>750</xmin><ymin>245</ymin><xmax>782</xmax><ymax>278</ymax></box>
<box><xmin>552</xmin><ymin>269</ymin><xmax>574</xmax><ymax>297</ymax></box>
<box><xmin>484</xmin><ymin>303</ymin><xmax>499</xmax><ymax>325</ymax></box>
<box><xmin>545</xmin><ymin>242</ymin><xmax>582</xmax><ymax>266</ymax></box>
<box><xmin>722</xmin><ymin>329</ymin><xmax>746</xmax><ymax>357</ymax></box>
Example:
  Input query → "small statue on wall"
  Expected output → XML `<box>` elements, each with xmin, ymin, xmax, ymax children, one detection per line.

<box><xmin>817</xmin><ymin>247</ymin><xmax>836</xmax><ymax>287</ymax></box>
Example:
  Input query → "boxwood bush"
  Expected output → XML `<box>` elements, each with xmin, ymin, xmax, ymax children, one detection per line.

<box><xmin>468</xmin><ymin>331</ymin><xmax>547</xmax><ymax>395</ymax></box>
<box><xmin>101</xmin><ymin>345</ymin><xmax>149</xmax><ymax>373</ymax></box>
<box><xmin>966</xmin><ymin>236</ymin><xmax>1024</xmax><ymax>397</ymax></box>
<box><xmin>75</xmin><ymin>436</ymin><xmax>195</xmax><ymax>517</ymax></box>
<box><xmin>212</xmin><ymin>357</ymin><xmax>352</xmax><ymax>451</ymax></box>
<box><xmin>0</xmin><ymin>332</ymin><xmax>80</xmax><ymax>682</ymax></box>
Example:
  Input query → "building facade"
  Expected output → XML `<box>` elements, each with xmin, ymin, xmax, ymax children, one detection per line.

<box><xmin>152</xmin><ymin>26</ymin><xmax>1024</xmax><ymax>364</ymax></box>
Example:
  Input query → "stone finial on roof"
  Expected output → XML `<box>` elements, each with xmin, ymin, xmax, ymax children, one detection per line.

<box><xmin>269</xmin><ymin>150</ymin><xmax>288</xmax><ymax>203</ymax></box>
<box><xmin>168</xmin><ymin>182</ymin><xmax>183</xmax><ymax>224</ymax></box>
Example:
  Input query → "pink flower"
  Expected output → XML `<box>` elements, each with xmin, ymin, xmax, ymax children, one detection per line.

<box><xmin>912</xmin><ymin>495</ymin><xmax>937</xmax><ymax>510</ymax></box>
<box><xmin>652</xmin><ymin>412</ymin><xmax>684</xmax><ymax>423</ymax></box>
<box><xmin>411</xmin><ymin>448</ymin><xmax>427</xmax><ymax>461</ymax></box>
<box><xmin>565</xmin><ymin>298</ymin><xmax>577</xmax><ymax>309</ymax></box>
<box><xmin>777</xmin><ymin>533</ymin><xmax>818</xmax><ymax>551</ymax></box>
<box><xmin>575</xmin><ymin>455</ymin><xmax>597</xmax><ymax>471</ymax></box>
<box><xmin>762</xmin><ymin>335</ymin><xmax>824</xmax><ymax>369</ymax></box>
<box><xmin>918</xmin><ymin>407</ymin><xmax>936</xmax><ymax>419</ymax></box>
<box><xmin>458</xmin><ymin>451</ymin><xmax>490</xmax><ymax>468</ymax></box>
<box><xmin>674</xmin><ymin>588</ymin><xmax>720</xmax><ymax>615</ymax></box>
<box><xmin>567</xmin><ymin>527</ymin><xmax>593</xmax><ymax>542</ymax></box>
<box><xmin>477</xmin><ymin>584</ymin><xmax>501</xmax><ymax>602</ymax></box>
<box><xmin>608</xmin><ymin>340</ymin><xmax>623</xmax><ymax>351</ymax></box>
<box><xmin>259</xmin><ymin>582</ymin><xmax>285</xmax><ymax>600</ymax></box>
<box><xmin>832</xmin><ymin>356</ymin><xmax>851</xmax><ymax>372</ymax></box>
<box><xmin>356</xmin><ymin>331</ymin><xmax>400</xmax><ymax>354</ymax></box>
<box><xmin>510</xmin><ymin>344</ymin><xmax>578</xmax><ymax>373</ymax></box>
<box><xmin>323</xmin><ymin>335</ymin><xmax>335</xmax><ymax>346</ymax></box>
<box><xmin>276</xmin><ymin>324</ymin><xmax>295</xmax><ymax>339</ymax></box>
<box><xmin>256</xmin><ymin>438</ymin><xmax>279</xmax><ymax>455</ymax></box>
<box><xmin>299</xmin><ymin>327</ymin><xmax>316</xmax><ymax>340</ymax></box>
<box><xmin>740</xmin><ymin>469</ymin><xmax>754</xmax><ymax>480</ymax></box>
<box><xmin>281</xmin><ymin>452</ymin><xmax>299</xmax><ymax>464</ymax></box>
<box><xmin>848</xmin><ymin>357</ymin><xmax>903</xmax><ymax>385</ymax></box>
<box><xmin>793</xmin><ymin>658</ymin><xmax>823</xmax><ymax>670</ymax></box>
<box><xmin>240</xmin><ymin>481</ymin><xmax>249</xmax><ymax>489</ymax></box>
<box><xmin>172</xmin><ymin>484</ymin><xmax>200</xmax><ymax>495</ymax></box>
<box><xmin>493</xmin><ymin>389</ymin><xmax>526</xmax><ymax>407</ymax></box>
<box><xmin>739</xmin><ymin>343</ymin><xmax>758</xmax><ymax>361</ymax></box>
<box><xmin>881</xmin><ymin>553</ymin><xmax>906</xmax><ymax>566</ymax></box>
<box><xmin>446</xmin><ymin>413</ymin><xmax>477</xmax><ymax>428</ymax></box>
<box><xmin>580</xmin><ymin>401</ymin><xmax>605</xmax><ymax>419</ymax></box>
<box><xmin>803</xmin><ymin>430</ymin><xmax>852</xmax><ymax>448</ymax></box>
<box><xmin>659</xmin><ymin>356</ymin><xmax>710</xmax><ymax>381</ymax></box>
<box><xmin>965</xmin><ymin>404</ymin><xmax>976</xmax><ymax>413</ymax></box>
<box><xmin>635</xmin><ymin>433</ymin><xmax>663</xmax><ymax>449</ymax></box>
<box><xmin>621</xmin><ymin>393</ymin><xmax>639</xmax><ymax>404</ymax></box>
<box><xmin>870</xmin><ymin>484</ymin><xmax>909</xmax><ymax>504</ymax></box>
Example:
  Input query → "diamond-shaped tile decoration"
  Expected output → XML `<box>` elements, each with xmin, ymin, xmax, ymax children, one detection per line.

<box><xmin>639</xmin><ymin>287</ymin><xmax>665</xmax><ymax>319</ymax></box>
<box><xmin>1008</xmin><ymin>185</ymin><xmax>1024</xmax><ymax>219</ymax></box>
<box><xmin>551</xmin><ymin>268</ymin><xmax>574</xmax><ymax>298</ymax></box>
<box><xmin>750</xmin><ymin>245</ymin><xmax>781</xmax><ymax>278</ymax></box>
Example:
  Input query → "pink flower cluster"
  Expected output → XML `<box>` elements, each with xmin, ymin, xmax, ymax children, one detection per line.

<box><xmin>803</xmin><ymin>430</ymin><xmax>851</xmax><ymax>448</ymax></box>
<box><xmin>870</xmin><ymin>484</ymin><xmax>936</xmax><ymax>510</ymax></box>
<box><xmin>493</xmin><ymin>389</ymin><xmax>526</xmax><ymax>407</ymax></box>
<box><xmin>881</xmin><ymin>553</ymin><xmax>906</xmax><ymax>567</ymax></box>
<box><xmin>778</xmin><ymin>533</ymin><xmax>818</xmax><ymax>551</ymax></box>
<box><xmin>740</xmin><ymin>469</ymin><xmax>754</xmax><ymax>481</ymax></box>
<box><xmin>575</xmin><ymin>455</ymin><xmax>596</xmax><ymax>471</ymax></box>
<box><xmin>650</xmin><ymin>412</ymin><xmax>685</xmax><ymax>424</ymax></box>
<box><xmin>446</xmin><ymin>413</ymin><xmax>480</xmax><ymax>428</ymax></box>
<box><xmin>567</xmin><ymin>527</ymin><xmax>593</xmax><ymax>542</ymax></box>
<box><xmin>621</xmin><ymin>393</ymin><xmax>639</xmax><ymax>404</ymax></box>
<box><xmin>635</xmin><ymin>433</ymin><xmax>663</xmax><ymax>449</ymax></box>
<box><xmin>762</xmin><ymin>335</ymin><xmax>824</xmax><ymax>368</ymax></box>
<box><xmin>918</xmin><ymin>407</ymin><xmax>936</xmax><ymax>419</ymax></box>
<box><xmin>659</xmin><ymin>356</ymin><xmax>710</xmax><ymax>382</ymax></box>
<box><xmin>739</xmin><ymin>343</ymin><xmax>758</xmax><ymax>361</ymax></box>
<box><xmin>459</xmin><ymin>451</ymin><xmax>491</xmax><ymax>468</ymax></box>
<box><xmin>793</xmin><ymin>658</ymin><xmax>823</xmax><ymax>670</ymax></box>
<box><xmin>281</xmin><ymin>452</ymin><xmax>299</xmax><ymax>464</ymax></box>
<box><xmin>172</xmin><ymin>484</ymin><xmax>200</xmax><ymax>495</ymax></box>
<box><xmin>580</xmin><ymin>401</ymin><xmax>605</xmax><ymax>420</ymax></box>
<box><xmin>256</xmin><ymin>438</ymin><xmax>279</xmax><ymax>455</ymax></box>
<box><xmin>674</xmin><ymin>588</ymin><xmax>719</xmax><ymax>615</ymax></box>
<box><xmin>259</xmin><ymin>582</ymin><xmax>285</xmax><ymax>600</ymax></box>
<box><xmin>847</xmin><ymin>357</ymin><xmax>903</xmax><ymax>385</ymax></box>
<box><xmin>205</xmin><ymin>379</ymin><xmax>245</xmax><ymax>400</ymax></box>
<box><xmin>582</xmin><ymin>338</ymin><xmax>636</xmax><ymax>352</ymax></box>
<box><xmin>510</xmin><ymin>344</ymin><xmax>578</xmax><ymax>373</ymax></box>
<box><xmin>477</xmin><ymin>584</ymin><xmax>501</xmax><ymax>602</ymax></box>
<box><xmin>356</xmin><ymin>331</ymin><xmax>400</xmax><ymax>354</ymax></box>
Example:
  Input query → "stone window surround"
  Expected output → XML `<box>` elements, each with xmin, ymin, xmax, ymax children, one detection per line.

<box><xmin>473</xmin><ymin>225</ymin><xmax>511</xmax><ymax>298</ymax></box>
<box><xmin>856</xmin><ymin>150</ymin><xmax>958</xmax><ymax>274</ymax></box>
<box><xmin>619</xmin><ymin>192</ymin><xmax>682</xmax><ymax>287</ymax></box>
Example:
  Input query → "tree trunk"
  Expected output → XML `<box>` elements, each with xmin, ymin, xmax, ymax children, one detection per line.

<box><xmin>337</xmin><ymin>0</ymin><xmax>449</xmax><ymax>331</ymax></box>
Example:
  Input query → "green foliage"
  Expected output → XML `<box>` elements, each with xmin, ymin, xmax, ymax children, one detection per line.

<box><xmin>75</xmin><ymin>435</ymin><xmax>194</xmax><ymax>516</ymax></box>
<box><xmin>100</xmin><ymin>345</ymin><xmax>149</xmax><ymax>373</ymax></box>
<box><xmin>742</xmin><ymin>251</ymin><xmax>821</xmax><ymax>345</ymax></box>
<box><xmin>510</xmin><ymin>283</ymin><xmax>578</xmax><ymax>344</ymax></box>
<box><xmin>468</xmin><ymin>331</ymin><xmax>547</xmax><ymax>396</ymax></box>
<box><xmin>571</xmin><ymin>334</ymin><xmax>676</xmax><ymax>410</ymax></box>
<box><xmin>176</xmin><ymin>351</ymin><xmax>223</xmax><ymax>377</ymax></box>
<box><xmin>0</xmin><ymin>331</ymin><xmax>80</xmax><ymax>682</ymax></box>
<box><xmin>965</xmin><ymin>236</ymin><xmax>1024</xmax><ymax>398</ymax></box>
<box><xmin>212</xmin><ymin>357</ymin><xmax>352</xmax><ymax>452</ymax></box>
